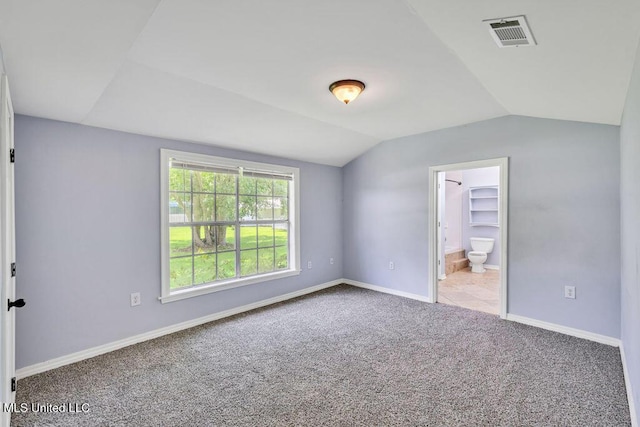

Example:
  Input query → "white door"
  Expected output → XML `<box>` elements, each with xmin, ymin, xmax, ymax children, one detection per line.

<box><xmin>0</xmin><ymin>74</ymin><xmax>18</xmax><ymax>427</ymax></box>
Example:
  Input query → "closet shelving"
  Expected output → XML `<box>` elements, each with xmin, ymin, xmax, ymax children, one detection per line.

<box><xmin>469</xmin><ymin>186</ymin><xmax>499</xmax><ymax>227</ymax></box>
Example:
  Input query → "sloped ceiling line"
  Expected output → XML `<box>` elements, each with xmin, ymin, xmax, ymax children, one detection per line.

<box><xmin>79</xmin><ymin>1</ymin><xmax>163</xmax><ymax>124</ymax></box>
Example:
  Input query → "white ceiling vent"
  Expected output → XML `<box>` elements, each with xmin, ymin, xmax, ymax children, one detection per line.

<box><xmin>484</xmin><ymin>15</ymin><xmax>536</xmax><ymax>48</ymax></box>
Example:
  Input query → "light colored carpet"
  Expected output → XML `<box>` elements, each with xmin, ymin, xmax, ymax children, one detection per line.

<box><xmin>12</xmin><ymin>284</ymin><xmax>630</xmax><ymax>426</ymax></box>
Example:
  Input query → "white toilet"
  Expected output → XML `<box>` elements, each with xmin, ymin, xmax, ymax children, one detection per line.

<box><xmin>468</xmin><ymin>238</ymin><xmax>495</xmax><ymax>273</ymax></box>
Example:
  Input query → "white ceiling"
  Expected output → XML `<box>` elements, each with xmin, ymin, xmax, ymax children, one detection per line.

<box><xmin>1</xmin><ymin>0</ymin><xmax>639</xmax><ymax>166</ymax></box>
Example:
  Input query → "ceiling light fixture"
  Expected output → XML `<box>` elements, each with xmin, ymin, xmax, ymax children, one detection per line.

<box><xmin>329</xmin><ymin>80</ymin><xmax>365</xmax><ymax>104</ymax></box>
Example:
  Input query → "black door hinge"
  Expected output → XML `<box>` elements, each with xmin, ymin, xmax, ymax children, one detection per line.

<box><xmin>10</xmin><ymin>262</ymin><xmax>15</xmax><ymax>277</ymax></box>
<box><xmin>9</xmin><ymin>149</ymin><xmax>14</xmax><ymax>163</ymax></box>
<box><xmin>11</xmin><ymin>377</ymin><xmax>16</xmax><ymax>392</ymax></box>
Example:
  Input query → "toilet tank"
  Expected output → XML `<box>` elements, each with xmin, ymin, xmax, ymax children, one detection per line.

<box><xmin>470</xmin><ymin>237</ymin><xmax>495</xmax><ymax>253</ymax></box>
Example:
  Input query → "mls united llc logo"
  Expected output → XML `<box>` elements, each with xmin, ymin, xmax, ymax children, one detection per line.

<box><xmin>2</xmin><ymin>402</ymin><xmax>89</xmax><ymax>413</ymax></box>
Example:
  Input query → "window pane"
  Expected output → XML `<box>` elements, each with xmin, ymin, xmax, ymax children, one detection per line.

<box><xmin>239</xmin><ymin>195</ymin><xmax>256</xmax><ymax>221</ymax></box>
<box><xmin>169</xmin><ymin>167</ymin><xmax>188</xmax><ymax>192</ymax></box>
<box><xmin>273</xmin><ymin>180</ymin><xmax>288</xmax><ymax>197</ymax></box>
<box><xmin>256</xmin><ymin>178</ymin><xmax>273</xmax><ymax>196</ymax></box>
<box><xmin>170</xmin><ymin>257</ymin><xmax>192</xmax><ymax>289</ymax></box>
<box><xmin>216</xmin><ymin>225</ymin><xmax>236</xmax><ymax>251</ymax></box>
<box><xmin>274</xmin><ymin>197</ymin><xmax>288</xmax><ymax>220</ymax></box>
<box><xmin>258</xmin><ymin>225</ymin><xmax>274</xmax><ymax>248</ymax></box>
<box><xmin>217</xmin><ymin>251</ymin><xmax>236</xmax><ymax>280</ymax></box>
<box><xmin>258</xmin><ymin>248</ymin><xmax>275</xmax><ymax>274</ymax></box>
<box><xmin>193</xmin><ymin>225</ymin><xmax>216</xmax><ymax>254</ymax></box>
<box><xmin>216</xmin><ymin>195</ymin><xmax>237</xmax><ymax>221</ymax></box>
<box><xmin>163</xmin><ymin>152</ymin><xmax>297</xmax><ymax>298</ymax></box>
<box><xmin>194</xmin><ymin>254</ymin><xmax>216</xmax><ymax>285</ymax></box>
<box><xmin>239</xmin><ymin>176</ymin><xmax>257</xmax><ymax>195</ymax></box>
<box><xmin>192</xmin><ymin>194</ymin><xmax>214</xmax><ymax>222</ymax></box>
<box><xmin>240</xmin><ymin>225</ymin><xmax>257</xmax><ymax>249</ymax></box>
<box><xmin>169</xmin><ymin>193</ymin><xmax>191</xmax><ymax>223</ymax></box>
<box><xmin>216</xmin><ymin>173</ymin><xmax>236</xmax><ymax>194</ymax></box>
<box><xmin>170</xmin><ymin>227</ymin><xmax>192</xmax><ymax>257</ymax></box>
<box><xmin>274</xmin><ymin>223</ymin><xmax>288</xmax><ymax>247</ymax></box>
<box><xmin>257</xmin><ymin>197</ymin><xmax>274</xmax><ymax>220</ymax></box>
<box><xmin>275</xmin><ymin>246</ymin><xmax>288</xmax><ymax>270</ymax></box>
<box><xmin>240</xmin><ymin>250</ymin><xmax>258</xmax><ymax>276</ymax></box>
<box><xmin>192</xmin><ymin>170</ymin><xmax>214</xmax><ymax>193</ymax></box>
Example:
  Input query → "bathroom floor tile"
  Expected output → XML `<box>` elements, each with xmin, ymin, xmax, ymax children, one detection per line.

<box><xmin>437</xmin><ymin>295</ymin><xmax>456</xmax><ymax>305</ymax></box>
<box><xmin>439</xmin><ymin>290</ymin><xmax>478</xmax><ymax>302</ymax></box>
<box><xmin>438</xmin><ymin>267</ymin><xmax>500</xmax><ymax>315</ymax></box>
<box><xmin>464</xmin><ymin>287</ymin><xmax>499</xmax><ymax>300</ymax></box>
<box><xmin>455</xmin><ymin>300</ymin><xmax>497</xmax><ymax>315</ymax></box>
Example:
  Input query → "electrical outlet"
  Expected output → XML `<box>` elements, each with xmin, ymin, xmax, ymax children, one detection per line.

<box><xmin>564</xmin><ymin>286</ymin><xmax>576</xmax><ymax>299</ymax></box>
<box><xmin>307</xmin><ymin>261</ymin><xmax>312</xmax><ymax>269</ymax></box>
<box><xmin>389</xmin><ymin>261</ymin><xmax>395</xmax><ymax>270</ymax></box>
<box><xmin>130</xmin><ymin>292</ymin><xmax>141</xmax><ymax>307</ymax></box>
<box><xmin>330</xmin><ymin>257</ymin><xmax>334</xmax><ymax>265</ymax></box>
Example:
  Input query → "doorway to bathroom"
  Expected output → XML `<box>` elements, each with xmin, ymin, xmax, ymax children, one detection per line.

<box><xmin>428</xmin><ymin>158</ymin><xmax>508</xmax><ymax>318</ymax></box>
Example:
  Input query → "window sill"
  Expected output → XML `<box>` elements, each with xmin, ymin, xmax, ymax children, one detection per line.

<box><xmin>159</xmin><ymin>269</ymin><xmax>301</xmax><ymax>304</ymax></box>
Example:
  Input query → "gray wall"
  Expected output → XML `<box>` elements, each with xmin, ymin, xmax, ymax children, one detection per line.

<box><xmin>14</xmin><ymin>115</ymin><xmax>343</xmax><ymax>368</ymax></box>
<box><xmin>620</xmin><ymin>40</ymin><xmax>640</xmax><ymax>423</ymax></box>
<box><xmin>343</xmin><ymin>115</ymin><xmax>620</xmax><ymax>338</ymax></box>
<box><xmin>461</xmin><ymin>167</ymin><xmax>500</xmax><ymax>267</ymax></box>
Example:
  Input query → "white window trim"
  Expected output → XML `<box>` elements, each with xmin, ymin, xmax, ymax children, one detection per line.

<box><xmin>159</xmin><ymin>149</ymin><xmax>301</xmax><ymax>303</ymax></box>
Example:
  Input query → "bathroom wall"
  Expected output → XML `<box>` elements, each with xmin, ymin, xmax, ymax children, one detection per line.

<box><xmin>444</xmin><ymin>171</ymin><xmax>463</xmax><ymax>251</ymax></box>
<box><xmin>461</xmin><ymin>167</ymin><xmax>500</xmax><ymax>267</ymax></box>
<box><xmin>343</xmin><ymin>115</ymin><xmax>620</xmax><ymax>338</ymax></box>
<box><xmin>620</xmin><ymin>35</ymin><xmax>640</xmax><ymax>425</ymax></box>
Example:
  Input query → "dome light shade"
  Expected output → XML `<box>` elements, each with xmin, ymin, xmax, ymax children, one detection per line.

<box><xmin>329</xmin><ymin>80</ymin><xmax>365</xmax><ymax>104</ymax></box>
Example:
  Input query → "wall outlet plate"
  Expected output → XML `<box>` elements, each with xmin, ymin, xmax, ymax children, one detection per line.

<box><xmin>330</xmin><ymin>257</ymin><xmax>334</xmax><ymax>265</ymax></box>
<box><xmin>564</xmin><ymin>286</ymin><xmax>576</xmax><ymax>299</ymax></box>
<box><xmin>307</xmin><ymin>261</ymin><xmax>312</xmax><ymax>269</ymax></box>
<box><xmin>389</xmin><ymin>261</ymin><xmax>395</xmax><ymax>270</ymax></box>
<box><xmin>130</xmin><ymin>292</ymin><xmax>141</xmax><ymax>306</ymax></box>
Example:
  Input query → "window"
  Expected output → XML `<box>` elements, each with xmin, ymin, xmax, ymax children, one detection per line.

<box><xmin>160</xmin><ymin>149</ymin><xmax>300</xmax><ymax>303</ymax></box>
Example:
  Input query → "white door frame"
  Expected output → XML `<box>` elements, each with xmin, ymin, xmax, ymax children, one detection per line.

<box><xmin>427</xmin><ymin>157</ymin><xmax>509</xmax><ymax>319</ymax></box>
<box><xmin>0</xmin><ymin>74</ymin><xmax>16</xmax><ymax>426</ymax></box>
<box><xmin>436</xmin><ymin>172</ymin><xmax>446</xmax><ymax>280</ymax></box>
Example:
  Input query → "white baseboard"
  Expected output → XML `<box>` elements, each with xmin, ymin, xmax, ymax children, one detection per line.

<box><xmin>505</xmin><ymin>314</ymin><xmax>620</xmax><ymax>347</ymax></box>
<box><xmin>343</xmin><ymin>279</ymin><xmax>430</xmax><ymax>302</ymax></box>
<box><xmin>484</xmin><ymin>264</ymin><xmax>499</xmax><ymax>270</ymax></box>
<box><xmin>16</xmin><ymin>279</ymin><xmax>344</xmax><ymax>380</ymax></box>
<box><xmin>621</xmin><ymin>343</ymin><xmax>639</xmax><ymax>427</ymax></box>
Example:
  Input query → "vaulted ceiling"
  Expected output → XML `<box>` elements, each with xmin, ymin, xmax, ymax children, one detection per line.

<box><xmin>1</xmin><ymin>0</ymin><xmax>639</xmax><ymax>166</ymax></box>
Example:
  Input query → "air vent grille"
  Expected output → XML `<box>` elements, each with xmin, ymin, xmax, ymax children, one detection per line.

<box><xmin>484</xmin><ymin>16</ymin><xmax>536</xmax><ymax>48</ymax></box>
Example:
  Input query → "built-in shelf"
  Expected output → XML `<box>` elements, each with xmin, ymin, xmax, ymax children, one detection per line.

<box><xmin>469</xmin><ymin>186</ymin><xmax>499</xmax><ymax>227</ymax></box>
